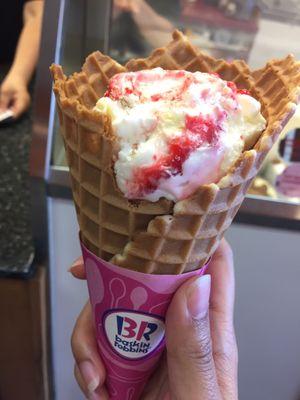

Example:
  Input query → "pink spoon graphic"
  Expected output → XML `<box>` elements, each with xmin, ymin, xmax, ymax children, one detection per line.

<box><xmin>109</xmin><ymin>278</ymin><xmax>126</xmax><ymax>308</ymax></box>
<box><xmin>130</xmin><ymin>286</ymin><xmax>148</xmax><ymax>310</ymax></box>
<box><xmin>127</xmin><ymin>386</ymin><xmax>135</xmax><ymax>400</ymax></box>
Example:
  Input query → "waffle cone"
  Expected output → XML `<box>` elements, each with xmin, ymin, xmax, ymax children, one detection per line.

<box><xmin>51</xmin><ymin>30</ymin><xmax>300</xmax><ymax>274</ymax></box>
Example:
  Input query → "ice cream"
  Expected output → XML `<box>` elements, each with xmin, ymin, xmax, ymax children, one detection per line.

<box><xmin>95</xmin><ymin>68</ymin><xmax>266</xmax><ymax>202</ymax></box>
<box><xmin>52</xmin><ymin>29</ymin><xmax>300</xmax><ymax>400</ymax></box>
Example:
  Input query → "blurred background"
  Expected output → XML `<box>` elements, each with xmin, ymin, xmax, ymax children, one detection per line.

<box><xmin>0</xmin><ymin>0</ymin><xmax>300</xmax><ymax>399</ymax></box>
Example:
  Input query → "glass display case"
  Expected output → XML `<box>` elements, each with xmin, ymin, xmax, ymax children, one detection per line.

<box><xmin>30</xmin><ymin>2</ymin><xmax>300</xmax><ymax>399</ymax></box>
<box><xmin>33</xmin><ymin>0</ymin><xmax>300</xmax><ymax>230</ymax></box>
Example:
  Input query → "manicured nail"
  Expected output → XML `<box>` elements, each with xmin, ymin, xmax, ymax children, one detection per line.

<box><xmin>79</xmin><ymin>361</ymin><xmax>99</xmax><ymax>393</ymax></box>
<box><xmin>187</xmin><ymin>275</ymin><xmax>211</xmax><ymax>319</ymax></box>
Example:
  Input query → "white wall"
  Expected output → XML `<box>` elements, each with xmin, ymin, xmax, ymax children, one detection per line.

<box><xmin>248</xmin><ymin>18</ymin><xmax>300</xmax><ymax>69</ymax></box>
<box><xmin>227</xmin><ymin>224</ymin><xmax>300</xmax><ymax>400</ymax></box>
<box><xmin>48</xmin><ymin>197</ymin><xmax>300</xmax><ymax>400</ymax></box>
<box><xmin>48</xmin><ymin>198</ymin><xmax>87</xmax><ymax>400</ymax></box>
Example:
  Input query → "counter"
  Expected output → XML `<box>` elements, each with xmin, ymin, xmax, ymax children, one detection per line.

<box><xmin>0</xmin><ymin>68</ymin><xmax>34</xmax><ymax>276</ymax></box>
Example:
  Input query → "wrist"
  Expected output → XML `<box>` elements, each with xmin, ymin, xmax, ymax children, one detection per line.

<box><xmin>4</xmin><ymin>69</ymin><xmax>29</xmax><ymax>87</ymax></box>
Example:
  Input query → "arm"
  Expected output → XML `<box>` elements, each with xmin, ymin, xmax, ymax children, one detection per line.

<box><xmin>9</xmin><ymin>0</ymin><xmax>44</xmax><ymax>86</ymax></box>
<box><xmin>0</xmin><ymin>1</ymin><xmax>44</xmax><ymax>117</ymax></box>
<box><xmin>131</xmin><ymin>1</ymin><xmax>174</xmax><ymax>33</ymax></box>
<box><xmin>114</xmin><ymin>0</ymin><xmax>175</xmax><ymax>48</ymax></box>
<box><xmin>132</xmin><ymin>0</ymin><xmax>175</xmax><ymax>48</ymax></box>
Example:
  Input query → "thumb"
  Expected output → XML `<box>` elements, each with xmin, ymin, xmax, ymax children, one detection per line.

<box><xmin>11</xmin><ymin>92</ymin><xmax>30</xmax><ymax>118</ymax></box>
<box><xmin>0</xmin><ymin>90</ymin><xmax>11</xmax><ymax>112</ymax></box>
<box><xmin>166</xmin><ymin>274</ymin><xmax>222</xmax><ymax>400</ymax></box>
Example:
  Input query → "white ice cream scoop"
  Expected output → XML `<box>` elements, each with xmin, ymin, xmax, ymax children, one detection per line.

<box><xmin>95</xmin><ymin>68</ymin><xmax>266</xmax><ymax>202</ymax></box>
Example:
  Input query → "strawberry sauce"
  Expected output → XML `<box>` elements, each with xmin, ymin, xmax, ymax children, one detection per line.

<box><xmin>128</xmin><ymin>114</ymin><xmax>223</xmax><ymax>197</ymax></box>
<box><xmin>105</xmin><ymin>70</ymin><xmax>197</xmax><ymax>102</ymax></box>
<box><xmin>104</xmin><ymin>69</ymin><xmax>251</xmax><ymax>199</ymax></box>
<box><xmin>227</xmin><ymin>81</ymin><xmax>250</xmax><ymax>96</ymax></box>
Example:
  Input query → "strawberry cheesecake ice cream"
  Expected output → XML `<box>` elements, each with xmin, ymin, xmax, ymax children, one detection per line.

<box><xmin>94</xmin><ymin>68</ymin><xmax>266</xmax><ymax>202</ymax></box>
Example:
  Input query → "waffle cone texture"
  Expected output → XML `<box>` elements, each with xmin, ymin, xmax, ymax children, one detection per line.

<box><xmin>51</xmin><ymin>30</ymin><xmax>300</xmax><ymax>274</ymax></box>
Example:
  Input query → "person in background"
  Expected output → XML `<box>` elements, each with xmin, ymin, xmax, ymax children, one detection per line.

<box><xmin>0</xmin><ymin>1</ymin><xmax>44</xmax><ymax>120</ymax></box>
<box><xmin>111</xmin><ymin>0</ymin><xmax>181</xmax><ymax>62</ymax></box>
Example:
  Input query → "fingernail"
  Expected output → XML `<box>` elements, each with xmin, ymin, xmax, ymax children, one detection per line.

<box><xmin>68</xmin><ymin>258</ymin><xmax>82</xmax><ymax>272</ymax></box>
<box><xmin>79</xmin><ymin>361</ymin><xmax>99</xmax><ymax>393</ymax></box>
<box><xmin>187</xmin><ymin>275</ymin><xmax>211</xmax><ymax>319</ymax></box>
<box><xmin>88</xmin><ymin>392</ymin><xmax>100</xmax><ymax>400</ymax></box>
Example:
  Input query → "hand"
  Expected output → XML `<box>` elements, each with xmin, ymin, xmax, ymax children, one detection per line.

<box><xmin>0</xmin><ymin>74</ymin><xmax>30</xmax><ymax>119</ymax></box>
<box><xmin>70</xmin><ymin>239</ymin><xmax>238</xmax><ymax>399</ymax></box>
<box><xmin>113</xmin><ymin>0</ymin><xmax>141</xmax><ymax>18</ymax></box>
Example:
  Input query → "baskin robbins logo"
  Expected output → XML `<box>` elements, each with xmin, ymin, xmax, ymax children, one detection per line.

<box><xmin>103</xmin><ymin>310</ymin><xmax>165</xmax><ymax>360</ymax></box>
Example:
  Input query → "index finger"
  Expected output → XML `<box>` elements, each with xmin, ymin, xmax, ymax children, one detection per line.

<box><xmin>207</xmin><ymin>239</ymin><xmax>238</xmax><ymax>399</ymax></box>
<box><xmin>208</xmin><ymin>238</ymin><xmax>235</xmax><ymax>321</ymax></box>
<box><xmin>69</xmin><ymin>257</ymin><xmax>86</xmax><ymax>279</ymax></box>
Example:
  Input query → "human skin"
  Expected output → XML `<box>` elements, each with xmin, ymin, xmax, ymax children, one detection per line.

<box><xmin>70</xmin><ymin>239</ymin><xmax>238</xmax><ymax>400</ymax></box>
<box><xmin>0</xmin><ymin>1</ymin><xmax>44</xmax><ymax>118</ymax></box>
<box><xmin>113</xmin><ymin>0</ymin><xmax>174</xmax><ymax>48</ymax></box>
